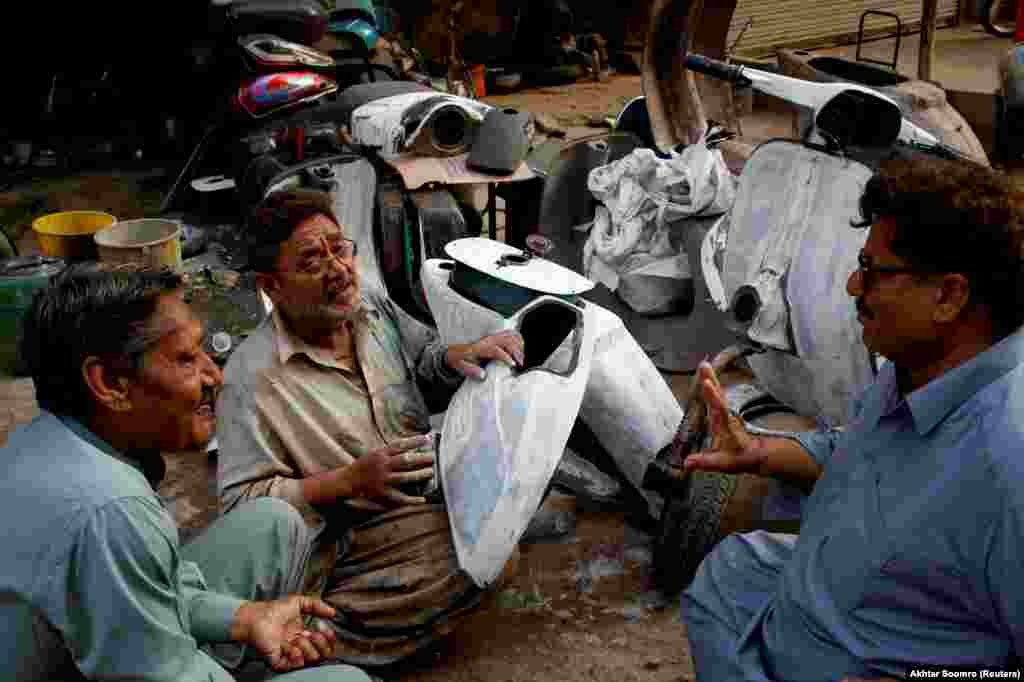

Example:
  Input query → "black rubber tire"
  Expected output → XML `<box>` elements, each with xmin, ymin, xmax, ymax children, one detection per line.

<box><xmin>652</xmin><ymin>470</ymin><xmax>739</xmax><ymax>595</ymax></box>
<box><xmin>982</xmin><ymin>0</ymin><xmax>1017</xmax><ymax>38</ymax></box>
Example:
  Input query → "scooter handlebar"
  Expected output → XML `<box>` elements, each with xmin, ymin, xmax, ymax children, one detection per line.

<box><xmin>683</xmin><ymin>54</ymin><xmax>750</xmax><ymax>85</ymax></box>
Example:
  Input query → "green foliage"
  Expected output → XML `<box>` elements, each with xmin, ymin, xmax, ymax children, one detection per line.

<box><xmin>496</xmin><ymin>586</ymin><xmax>550</xmax><ymax>610</ymax></box>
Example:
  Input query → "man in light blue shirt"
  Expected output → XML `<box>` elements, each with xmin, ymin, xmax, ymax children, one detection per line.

<box><xmin>681</xmin><ymin>158</ymin><xmax>1024</xmax><ymax>680</ymax></box>
<box><xmin>0</xmin><ymin>264</ymin><xmax>413</xmax><ymax>680</ymax></box>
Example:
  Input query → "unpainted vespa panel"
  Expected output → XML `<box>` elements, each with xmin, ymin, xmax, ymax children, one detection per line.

<box><xmin>423</xmin><ymin>260</ymin><xmax>592</xmax><ymax>588</ymax></box>
<box><xmin>703</xmin><ymin>140</ymin><xmax>875</xmax><ymax>425</ymax></box>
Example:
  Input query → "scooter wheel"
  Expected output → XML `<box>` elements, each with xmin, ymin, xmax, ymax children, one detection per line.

<box><xmin>652</xmin><ymin>470</ymin><xmax>738</xmax><ymax>595</ymax></box>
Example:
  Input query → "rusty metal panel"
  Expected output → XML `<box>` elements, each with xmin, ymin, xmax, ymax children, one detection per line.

<box><xmin>728</xmin><ymin>0</ymin><xmax>959</xmax><ymax>57</ymax></box>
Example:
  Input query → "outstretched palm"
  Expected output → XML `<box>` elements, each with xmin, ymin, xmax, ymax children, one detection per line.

<box><xmin>241</xmin><ymin>596</ymin><xmax>337</xmax><ymax>671</ymax></box>
<box><xmin>683</xmin><ymin>361</ymin><xmax>762</xmax><ymax>475</ymax></box>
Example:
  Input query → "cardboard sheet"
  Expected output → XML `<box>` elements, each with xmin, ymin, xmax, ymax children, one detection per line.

<box><xmin>384</xmin><ymin>153</ymin><xmax>534</xmax><ymax>190</ymax></box>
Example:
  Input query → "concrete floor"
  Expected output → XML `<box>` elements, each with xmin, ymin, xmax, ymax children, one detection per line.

<box><xmin>818</xmin><ymin>23</ymin><xmax>1011</xmax><ymax>95</ymax></box>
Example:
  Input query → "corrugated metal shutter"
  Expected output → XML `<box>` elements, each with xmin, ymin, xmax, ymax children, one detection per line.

<box><xmin>728</xmin><ymin>0</ymin><xmax>960</xmax><ymax>57</ymax></box>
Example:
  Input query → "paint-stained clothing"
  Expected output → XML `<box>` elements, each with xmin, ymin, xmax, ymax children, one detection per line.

<box><xmin>217</xmin><ymin>291</ymin><xmax>462</xmax><ymax>526</ymax></box>
<box><xmin>215</xmin><ymin>291</ymin><xmax>485</xmax><ymax>666</ymax></box>
<box><xmin>684</xmin><ymin>326</ymin><xmax>1024</xmax><ymax>680</ymax></box>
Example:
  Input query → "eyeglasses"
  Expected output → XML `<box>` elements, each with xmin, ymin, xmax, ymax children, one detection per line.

<box><xmin>855</xmin><ymin>250</ymin><xmax>931</xmax><ymax>288</ymax></box>
<box><xmin>297</xmin><ymin>237</ymin><xmax>358</xmax><ymax>275</ymax></box>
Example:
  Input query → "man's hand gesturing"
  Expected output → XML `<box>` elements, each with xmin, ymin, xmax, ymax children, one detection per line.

<box><xmin>231</xmin><ymin>596</ymin><xmax>338</xmax><ymax>671</ymax></box>
<box><xmin>304</xmin><ymin>434</ymin><xmax>435</xmax><ymax>507</ymax></box>
<box><xmin>348</xmin><ymin>435</ymin><xmax>436</xmax><ymax>505</ymax></box>
<box><xmin>682</xmin><ymin>361</ymin><xmax>765</xmax><ymax>475</ymax></box>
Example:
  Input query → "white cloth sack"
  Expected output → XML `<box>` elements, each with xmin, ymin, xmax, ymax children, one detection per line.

<box><xmin>583</xmin><ymin>139</ymin><xmax>735</xmax><ymax>314</ymax></box>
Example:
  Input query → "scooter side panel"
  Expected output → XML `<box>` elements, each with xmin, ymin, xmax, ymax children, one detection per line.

<box><xmin>718</xmin><ymin>140</ymin><xmax>874</xmax><ymax>424</ymax></box>
<box><xmin>423</xmin><ymin>262</ymin><xmax>594</xmax><ymax>588</ymax></box>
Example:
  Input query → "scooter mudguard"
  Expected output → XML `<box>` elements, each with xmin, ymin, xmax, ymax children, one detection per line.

<box><xmin>701</xmin><ymin>140</ymin><xmax>874</xmax><ymax>425</ymax></box>
<box><xmin>423</xmin><ymin>259</ymin><xmax>594</xmax><ymax>588</ymax></box>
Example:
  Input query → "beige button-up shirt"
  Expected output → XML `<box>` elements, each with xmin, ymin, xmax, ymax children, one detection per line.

<box><xmin>215</xmin><ymin>291</ymin><xmax>462</xmax><ymax>526</ymax></box>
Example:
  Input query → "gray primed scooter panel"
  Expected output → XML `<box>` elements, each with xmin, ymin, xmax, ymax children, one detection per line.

<box><xmin>714</xmin><ymin>140</ymin><xmax>874</xmax><ymax>425</ymax></box>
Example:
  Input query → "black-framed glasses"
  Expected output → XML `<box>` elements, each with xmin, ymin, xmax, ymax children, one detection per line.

<box><xmin>297</xmin><ymin>237</ymin><xmax>358</xmax><ymax>275</ymax></box>
<box><xmin>855</xmin><ymin>250</ymin><xmax>931</xmax><ymax>288</ymax></box>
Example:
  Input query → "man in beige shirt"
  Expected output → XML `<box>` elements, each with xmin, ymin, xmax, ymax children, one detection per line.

<box><xmin>216</xmin><ymin>189</ymin><xmax>526</xmax><ymax>666</ymax></box>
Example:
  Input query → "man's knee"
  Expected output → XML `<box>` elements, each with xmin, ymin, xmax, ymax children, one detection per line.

<box><xmin>682</xmin><ymin>533</ymin><xmax>744</xmax><ymax>624</ymax></box>
<box><xmin>231</xmin><ymin>498</ymin><xmax>317</xmax><ymax>559</ymax></box>
<box><xmin>230</xmin><ymin>497</ymin><xmax>307</xmax><ymax>535</ymax></box>
<box><xmin>682</xmin><ymin>531</ymin><xmax>793</xmax><ymax>633</ymax></box>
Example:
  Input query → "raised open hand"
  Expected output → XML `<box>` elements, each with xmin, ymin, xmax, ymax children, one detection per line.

<box><xmin>682</xmin><ymin>361</ymin><xmax>764</xmax><ymax>475</ymax></box>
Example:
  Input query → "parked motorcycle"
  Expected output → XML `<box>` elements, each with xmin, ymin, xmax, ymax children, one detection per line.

<box><xmin>160</xmin><ymin>0</ymin><xmax>402</xmax><ymax>221</ymax></box>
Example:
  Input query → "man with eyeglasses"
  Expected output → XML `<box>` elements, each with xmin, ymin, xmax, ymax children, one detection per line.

<box><xmin>680</xmin><ymin>158</ymin><xmax>1024</xmax><ymax>680</ymax></box>
<box><xmin>214</xmin><ymin>189</ymin><xmax>528</xmax><ymax>666</ymax></box>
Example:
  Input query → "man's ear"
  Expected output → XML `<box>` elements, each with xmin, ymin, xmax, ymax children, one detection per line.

<box><xmin>933</xmin><ymin>273</ymin><xmax>971</xmax><ymax>324</ymax></box>
<box><xmin>81</xmin><ymin>357</ymin><xmax>133</xmax><ymax>413</ymax></box>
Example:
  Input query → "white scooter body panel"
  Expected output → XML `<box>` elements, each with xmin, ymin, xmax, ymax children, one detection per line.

<box><xmin>422</xmin><ymin>260</ymin><xmax>593</xmax><ymax>588</ymax></box>
<box><xmin>350</xmin><ymin>91</ymin><xmax>491</xmax><ymax>159</ymax></box>
<box><xmin>425</xmin><ymin>236</ymin><xmax>683</xmax><ymax>587</ymax></box>
<box><xmin>701</xmin><ymin>140</ymin><xmax>875</xmax><ymax>425</ymax></box>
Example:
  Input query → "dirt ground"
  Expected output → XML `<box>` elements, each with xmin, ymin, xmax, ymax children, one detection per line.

<box><xmin>0</xmin><ymin>73</ymin><xmax>710</xmax><ymax>682</ymax></box>
<box><xmin>484</xmin><ymin>73</ymin><xmax>644</xmax><ymax>130</ymax></box>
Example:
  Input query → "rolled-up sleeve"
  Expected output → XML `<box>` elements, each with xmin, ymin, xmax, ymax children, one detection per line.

<box><xmin>216</xmin><ymin>380</ymin><xmax>320</xmax><ymax>524</ymax></box>
<box><xmin>793</xmin><ymin>395</ymin><xmax>862</xmax><ymax>471</ymax></box>
<box><xmin>793</xmin><ymin>430</ymin><xmax>844</xmax><ymax>471</ymax></box>
<box><xmin>66</xmin><ymin>498</ymin><xmax>239</xmax><ymax>681</ymax></box>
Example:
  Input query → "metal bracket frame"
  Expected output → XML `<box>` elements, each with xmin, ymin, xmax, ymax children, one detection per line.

<box><xmin>855</xmin><ymin>10</ymin><xmax>903</xmax><ymax>71</ymax></box>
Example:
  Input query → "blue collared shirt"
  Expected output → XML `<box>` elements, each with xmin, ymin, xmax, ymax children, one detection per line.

<box><xmin>739</xmin><ymin>327</ymin><xmax>1024</xmax><ymax>680</ymax></box>
<box><xmin>0</xmin><ymin>412</ymin><xmax>242</xmax><ymax>681</ymax></box>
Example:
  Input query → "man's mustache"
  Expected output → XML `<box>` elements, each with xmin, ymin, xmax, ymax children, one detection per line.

<box><xmin>200</xmin><ymin>386</ymin><xmax>219</xmax><ymax>406</ymax></box>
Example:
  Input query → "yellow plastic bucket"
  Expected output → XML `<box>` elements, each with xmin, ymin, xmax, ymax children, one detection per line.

<box><xmin>32</xmin><ymin>211</ymin><xmax>117</xmax><ymax>261</ymax></box>
<box><xmin>94</xmin><ymin>219</ymin><xmax>182</xmax><ymax>270</ymax></box>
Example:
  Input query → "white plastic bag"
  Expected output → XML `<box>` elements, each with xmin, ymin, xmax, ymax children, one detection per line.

<box><xmin>582</xmin><ymin>136</ymin><xmax>735</xmax><ymax>314</ymax></box>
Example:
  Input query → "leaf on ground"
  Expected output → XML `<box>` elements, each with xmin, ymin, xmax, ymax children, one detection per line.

<box><xmin>497</xmin><ymin>588</ymin><xmax>550</xmax><ymax>610</ymax></box>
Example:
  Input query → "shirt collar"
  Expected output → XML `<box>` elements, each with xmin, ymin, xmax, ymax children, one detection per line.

<box><xmin>271</xmin><ymin>298</ymin><xmax>377</xmax><ymax>366</ymax></box>
<box><xmin>905</xmin><ymin>326</ymin><xmax>1024</xmax><ymax>436</ymax></box>
<box><xmin>857</xmin><ymin>360</ymin><xmax>900</xmax><ymax>432</ymax></box>
<box><xmin>57</xmin><ymin>414</ymin><xmax>166</xmax><ymax>488</ymax></box>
